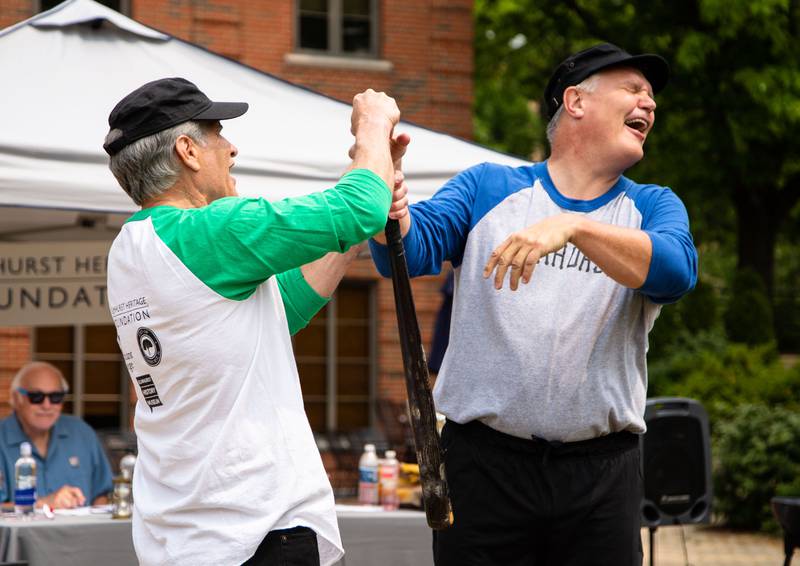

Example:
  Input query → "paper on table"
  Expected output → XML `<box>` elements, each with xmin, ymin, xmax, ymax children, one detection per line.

<box><xmin>52</xmin><ymin>507</ymin><xmax>90</xmax><ymax>516</ymax></box>
<box><xmin>334</xmin><ymin>504</ymin><xmax>385</xmax><ymax>513</ymax></box>
<box><xmin>53</xmin><ymin>504</ymin><xmax>112</xmax><ymax>516</ymax></box>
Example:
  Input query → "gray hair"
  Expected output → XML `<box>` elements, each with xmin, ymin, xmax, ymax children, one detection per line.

<box><xmin>546</xmin><ymin>73</ymin><xmax>601</xmax><ymax>146</ymax></box>
<box><xmin>10</xmin><ymin>362</ymin><xmax>70</xmax><ymax>409</ymax></box>
<box><xmin>106</xmin><ymin>120</ymin><xmax>208</xmax><ymax>206</ymax></box>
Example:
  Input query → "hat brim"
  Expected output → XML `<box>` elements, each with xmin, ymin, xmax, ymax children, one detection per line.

<box><xmin>194</xmin><ymin>101</ymin><xmax>249</xmax><ymax>121</ymax></box>
<box><xmin>597</xmin><ymin>54</ymin><xmax>670</xmax><ymax>94</ymax></box>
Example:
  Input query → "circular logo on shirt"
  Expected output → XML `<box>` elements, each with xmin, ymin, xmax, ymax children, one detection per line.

<box><xmin>137</xmin><ymin>327</ymin><xmax>162</xmax><ymax>367</ymax></box>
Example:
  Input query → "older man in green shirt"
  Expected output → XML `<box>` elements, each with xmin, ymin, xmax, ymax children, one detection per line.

<box><xmin>105</xmin><ymin>77</ymin><xmax>405</xmax><ymax>566</ymax></box>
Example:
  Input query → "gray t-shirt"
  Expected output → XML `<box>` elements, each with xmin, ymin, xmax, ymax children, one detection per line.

<box><xmin>369</xmin><ymin>161</ymin><xmax>697</xmax><ymax>442</ymax></box>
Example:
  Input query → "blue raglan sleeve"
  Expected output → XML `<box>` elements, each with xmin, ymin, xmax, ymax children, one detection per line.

<box><xmin>637</xmin><ymin>187</ymin><xmax>698</xmax><ymax>303</ymax></box>
<box><xmin>369</xmin><ymin>163</ymin><xmax>486</xmax><ymax>277</ymax></box>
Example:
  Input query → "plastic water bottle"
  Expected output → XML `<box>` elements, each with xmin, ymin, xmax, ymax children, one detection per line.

<box><xmin>357</xmin><ymin>443</ymin><xmax>379</xmax><ymax>505</ymax></box>
<box><xmin>380</xmin><ymin>450</ymin><xmax>400</xmax><ymax>511</ymax></box>
<box><xmin>14</xmin><ymin>442</ymin><xmax>36</xmax><ymax>516</ymax></box>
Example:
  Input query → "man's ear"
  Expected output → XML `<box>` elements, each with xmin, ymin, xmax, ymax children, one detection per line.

<box><xmin>562</xmin><ymin>86</ymin><xmax>585</xmax><ymax>119</ymax></box>
<box><xmin>174</xmin><ymin>135</ymin><xmax>201</xmax><ymax>172</ymax></box>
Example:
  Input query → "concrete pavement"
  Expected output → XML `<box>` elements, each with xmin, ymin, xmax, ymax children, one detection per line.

<box><xmin>641</xmin><ymin>525</ymin><xmax>786</xmax><ymax>566</ymax></box>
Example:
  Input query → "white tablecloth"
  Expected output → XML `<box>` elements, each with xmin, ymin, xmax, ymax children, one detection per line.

<box><xmin>0</xmin><ymin>506</ymin><xmax>434</xmax><ymax>566</ymax></box>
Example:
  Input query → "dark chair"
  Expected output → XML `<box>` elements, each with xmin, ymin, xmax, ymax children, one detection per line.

<box><xmin>772</xmin><ymin>497</ymin><xmax>800</xmax><ymax>566</ymax></box>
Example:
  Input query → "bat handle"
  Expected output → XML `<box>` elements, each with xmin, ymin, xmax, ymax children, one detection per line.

<box><xmin>384</xmin><ymin>218</ymin><xmax>404</xmax><ymax>253</ymax></box>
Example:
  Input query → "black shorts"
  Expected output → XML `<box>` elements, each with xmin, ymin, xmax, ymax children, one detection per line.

<box><xmin>433</xmin><ymin>420</ymin><xmax>643</xmax><ymax>566</ymax></box>
<box><xmin>243</xmin><ymin>526</ymin><xmax>320</xmax><ymax>566</ymax></box>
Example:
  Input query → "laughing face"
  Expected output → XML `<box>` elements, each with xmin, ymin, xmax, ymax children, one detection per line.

<box><xmin>577</xmin><ymin>66</ymin><xmax>656</xmax><ymax>170</ymax></box>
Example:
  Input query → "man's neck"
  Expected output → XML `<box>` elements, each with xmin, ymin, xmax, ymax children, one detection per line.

<box><xmin>547</xmin><ymin>146</ymin><xmax>625</xmax><ymax>201</ymax></box>
<box><xmin>16</xmin><ymin>416</ymin><xmax>50</xmax><ymax>459</ymax></box>
<box><xmin>142</xmin><ymin>182</ymin><xmax>209</xmax><ymax>209</ymax></box>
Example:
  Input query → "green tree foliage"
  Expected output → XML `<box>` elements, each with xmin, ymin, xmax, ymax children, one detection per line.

<box><xmin>649</xmin><ymin>340</ymin><xmax>800</xmax><ymax>421</ymax></box>
<box><xmin>774</xmin><ymin>239</ymin><xmax>800</xmax><ymax>351</ymax></box>
<box><xmin>648</xmin><ymin>277</ymin><xmax>721</xmax><ymax>361</ymax></box>
<box><xmin>723</xmin><ymin>268</ymin><xmax>775</xmax><ymax>345</ymax></box>
<box><xmin>474</xmin><ymin>0</ymin><xmax>800</xmax><ymax>300</ymax></box>
<box><xmin>714</xmin><ymin>404</ymin><xmax>800</xmax><ymax>531</ymax></box>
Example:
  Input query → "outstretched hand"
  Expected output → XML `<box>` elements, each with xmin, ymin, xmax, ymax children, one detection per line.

<box><xmin>350</xmin><ymin>89</ymin><xmax>400</xmax><ymax>135</ymax></box>
<box><xmin>483</xmin><ymin>214</ymin><xmax>581</xmax><ymax>290</ymax></box>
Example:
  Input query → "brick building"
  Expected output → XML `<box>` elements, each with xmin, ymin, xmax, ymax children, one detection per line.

<box><xmin>0</xmin><ymin>0</ymin><xmax>471</xmax><ymax>474</ymax></box>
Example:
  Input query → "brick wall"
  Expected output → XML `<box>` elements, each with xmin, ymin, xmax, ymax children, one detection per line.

<box><xmin>0</xmin><ymin>0</ymin><xmax>34</xmax><ymax>30</ymax></box>
<box><xmin>0</xmin><ymin>328</ymin><xmax>30</xmax><ymax>418</ymax></box>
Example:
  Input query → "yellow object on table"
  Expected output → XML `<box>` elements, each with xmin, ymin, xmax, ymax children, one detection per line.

<box><xmin>397</xmin><ymin>462</ymin><xmax>422</xmax><ymax>508</ymax></box>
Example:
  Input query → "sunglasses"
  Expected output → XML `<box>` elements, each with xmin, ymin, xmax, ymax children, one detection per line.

<box><xmin>16</xmin><ymin>387</ymin><xmax>66</xmax><ymax>405</ymax></box>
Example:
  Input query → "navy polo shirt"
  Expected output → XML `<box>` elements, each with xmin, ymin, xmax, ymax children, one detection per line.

<box><xmin>0</xmin><ymin>414</ymin><xmax>113</xmax><ymax>503</ymax></box>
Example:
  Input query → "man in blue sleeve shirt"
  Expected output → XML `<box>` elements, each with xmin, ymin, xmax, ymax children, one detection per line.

<box><xmin>0</xmin><ymin>362</ymin><xmax>113</xmax><ymax>509</ymax></box>
<box><xmin>370</xmin><ymin>43</ymin><xmax>697</xmax><ymax>566</ymax></box>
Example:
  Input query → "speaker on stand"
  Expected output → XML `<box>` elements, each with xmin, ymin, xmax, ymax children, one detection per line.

<box><xmin>640</xmin><ymin>397</ymin><xmax>712</xmax><ymax>566</ymax></box>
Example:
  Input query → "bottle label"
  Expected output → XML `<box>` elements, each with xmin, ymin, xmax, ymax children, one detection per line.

<box><xmin>358</xmin><ymin>482</ymin><xmax>378</xmax><ymax>505</ymax></box>
<box><xmin>359</xmin><ymin>468</ymin><xmax>378</xmax><ymax>483</ymax></box>
<box><xmin>14</xmin><ymin>487</ymin><xmax>35</xmax><ymax>507</ymax></box>
<box><xmin>380</xmin><ymin>468</ymin><xmax>398</xmax><ymax>480</ymax></box>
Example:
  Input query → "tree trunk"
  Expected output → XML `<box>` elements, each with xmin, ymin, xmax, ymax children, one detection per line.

<box><xmin>733</xmin><ymin>185</ymin><xmax>784</xmax><ymax>298</ymax></box>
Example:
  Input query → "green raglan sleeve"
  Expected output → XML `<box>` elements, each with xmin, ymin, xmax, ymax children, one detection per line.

<box><xmin>276</xmin><ymin>267</ymin><xmax>328</xmax><ymax>335</ymax></box>
<box><xmin>146</xmin><ymin>168</ymin><xmax>390</xmax><ymax>316</ymax></box>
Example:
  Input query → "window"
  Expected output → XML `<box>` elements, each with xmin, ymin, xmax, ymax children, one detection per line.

<box><xmin>293</xmin><ymin>281</ymin><xmax>376</xmax><ymax>432</ymax></box>
<box><xmin>39</xmin><ymin>0</ymin><xmax>129</xmax><ymax>13</ymax></box>
<box><xmin>33</xmin><ymin>325</ymin><xmax>130</xmax><ymax>431</ymax></box>
<box><xmin>297</xmin><ymin>0</ymin><xmax>378</xmax><ymax>57</ymax></box>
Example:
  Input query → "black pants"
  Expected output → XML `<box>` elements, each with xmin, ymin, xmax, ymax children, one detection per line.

<box><xmin>433</xmin><ymin>420</ymin><xmax>643</xmax><ymax>566</ymax></box>
<box><xmin>243</xmin><ymin>526</ymin><xmax>320</xmax><ymax>566</ymax></box>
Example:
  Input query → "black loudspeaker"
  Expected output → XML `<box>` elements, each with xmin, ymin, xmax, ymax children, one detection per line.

<box><xmin>640</xmin><ymin>397</ymin><xmax>712</xmax><ymax>527</ymax></box>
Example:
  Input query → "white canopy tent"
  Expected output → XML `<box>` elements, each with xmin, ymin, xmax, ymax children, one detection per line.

<box><xmin>0</xmin><ymin>0</ymin><xmax>528</xmax><ymax>241</ymax></box>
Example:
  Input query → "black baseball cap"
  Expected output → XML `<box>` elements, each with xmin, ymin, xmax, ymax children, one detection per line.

<box><xmin>104</xmin><ymin>77</ymin><xmax>249</xmax><ymax>156</ymax></box>
<box><xmin>543</xmin><ymin>43</ymin><xmax>669</xmax><ymax>120</ymax></box>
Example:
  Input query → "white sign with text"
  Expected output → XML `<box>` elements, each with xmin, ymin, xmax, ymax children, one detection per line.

<box><xmin>0</xmin><ymin>241</ymin><xmax>112</xmax><ymax>326</ymax></box>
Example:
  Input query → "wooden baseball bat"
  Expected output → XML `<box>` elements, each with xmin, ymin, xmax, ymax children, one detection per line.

<box><xmin>384</xmin><ymin>218</ymin><xmax>453</xmax><ymax>530</ymax></box>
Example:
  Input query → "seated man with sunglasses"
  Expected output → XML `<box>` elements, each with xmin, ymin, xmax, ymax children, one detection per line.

<box><xmin>0</xmin><ymin>362</ymin><xmax>113</xmax><ymax>509</ymax></box>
